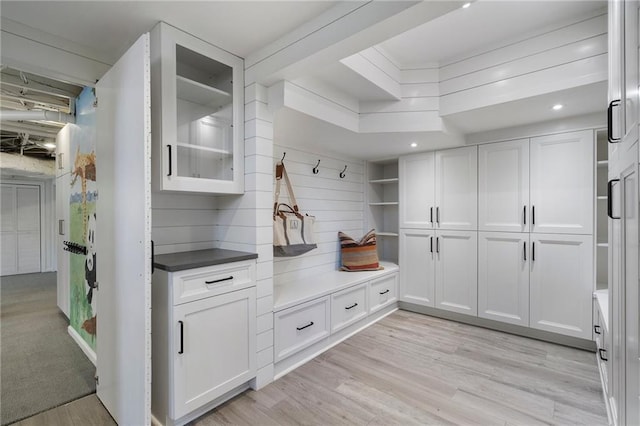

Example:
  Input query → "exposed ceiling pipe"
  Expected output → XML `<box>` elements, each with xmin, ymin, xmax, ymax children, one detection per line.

<box><xmin>0</xmin><ymin>110</ymin><xmax>75</xmax><ymax>124</ymax></box>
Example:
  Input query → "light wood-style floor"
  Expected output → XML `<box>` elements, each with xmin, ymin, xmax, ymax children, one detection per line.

<box><xmin>15</xmin><ymin>310</ymin><xmax>607</xmax><ymax>425</ymax></box>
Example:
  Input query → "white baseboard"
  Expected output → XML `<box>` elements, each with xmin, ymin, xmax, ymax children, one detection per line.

<box><xmin>68</xmin><ymin>325</ymin><xmax>97</xmax><ymax>366</ymax></box>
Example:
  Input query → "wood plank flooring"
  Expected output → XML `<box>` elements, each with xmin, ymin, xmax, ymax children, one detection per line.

<box><xmin>14</xmin><ymin>310</ymin><xmax>607</xmax><ymax>425</ymax></box>
<box><xmin>11</xmin><ymin>395</ymin><xmax>115</xmax><ymax>426</ymax></box>
<box><xmin>195</xmin><ymin>310</ymin><xmax>607</xmax><ymax>426</ymax></box>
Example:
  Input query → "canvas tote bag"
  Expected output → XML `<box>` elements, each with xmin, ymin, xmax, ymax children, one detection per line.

<box><xmin>273</xmin><ymin>161</ymin><xmax>317</xmax><ymax>257</ymax></box>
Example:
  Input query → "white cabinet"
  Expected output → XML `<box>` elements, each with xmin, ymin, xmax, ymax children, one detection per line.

<box><xmin>478</xmin><ymin>139</ymin><xmax>529</xmax><ymax>232</ymax></box>
<box><xmin>274</xmin><ymin>297</ymin><xmax>330</xmax><ymax>363</ymax></box>
<box><xmin>400</xmin><ymin>146</ymin><xmax>477</xmax><ymax>231</ymax></box>
<box><xmin>478</xmin><ymin>232</ymin><xmax>529</xmax><ymax>326</ymax></box>
<box><xmin>434</xmin><ymin>230</ymin><xmax>477</xmax><ymax>316</ymax></box>
<box><xmin>331</xmin><ymin>283</ymin><xmax>368</xmax><ymax>333</ymax></box>
<box><xmin>369</xmin><ymin>274</ymin><xmax>397</xmax><ymax>314</ymax></box>
<box><xmin>529</xmin><ymin>130</ymin><xmax>593</xmax><ymax>234</ymax></box>
<box><xmin>435</xmin><ymin>146</ymin><xmax>478</xmax><ymax>231</ymax></box>
<box><xmin>55</xmin><ymin>175</ymin><xmax>70</xmax><ymax>317</ymax></box>
<box><xmin>529</xmin><ymin>233</ymin><xmax>593</xmax><ymax>339</ymax></box>
<box><xmin>152</xmin><ymin>260</ymin><xmax>256</xmax><ymax>425</ymax></box>
<box><xmin>399</xmin><ymin>152</ymin><xmax>434</xmax><ymax>229</ymax></box>
<box><xmin>173</xmin><ymin>287</ymin><xmax>256</xmax><ymax>420</ymax></box>
<box><xmin>399</xmin><ymin>229</ymin><xmax>435</xmax><ymax>306</ymax></box>
<box><xmin>151</xmin><ymin>22</ymin><xmax>244</xmax><ymax>194</ymax></box>
<box><xmin>55</xmin><ymin>124</ymin><xmax>73</xmax><ymax>178</ymax></box>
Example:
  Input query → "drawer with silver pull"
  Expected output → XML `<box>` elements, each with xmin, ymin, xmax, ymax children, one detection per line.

<box><xmin>274</xmin><ymin>296</ymin><xmax>330</xmax><ymax>362</ymax></box>
<box><xmin>172</xmin><ymin>260</ymin><xmax>255</xmax><ymax>305</ymax></box>
<box><xmin>331</xmin><ymin>283</ymin><xmax>368</xmax><ymax>333</ymax></box>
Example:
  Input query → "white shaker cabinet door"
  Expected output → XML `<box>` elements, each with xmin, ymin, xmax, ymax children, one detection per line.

<box><xmin>478</xmin><ymin>139</ymin><xmax>529</xmax><ymax>232</ymax></box>
<box><xmin>399</xmin><ymin>152</ymin><xmax>435</xmax><ymax>229</ymax></box>
<box><xmin>435</xmin><ymin>146</ymin><xmax>478</xmax><ymax>231</ymax></box>
<box><xmin>172</xmin><ymin>287</ymin><xmax>256</xmax><ymax>420</ymax></box>
<box><xmin>529</xmin><ymin>233</ymin><xmax>593</xmax><ymax>339</ymax></box>
<box><xmin>530</xmin><ymin>130</ymin><xmax>593</xmax><ymax>234</ymax></box>
<box><xmin>399</xmin><ymin>229</ymin><xmax>435</xmax><ymax>306</ymax></box>
<box><xmin>478</xmin><ymin>232</ymin><xmax>529</xmax><ymax>326</ymax></box>
<box><xmin>434</xmin><ymin>230</ymin><xmax>478</xmax><ymax>316</ymax></box>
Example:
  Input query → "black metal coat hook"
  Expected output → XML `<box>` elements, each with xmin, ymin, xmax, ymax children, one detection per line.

<box><xmin>339</xmin><ymin>165</ymin><xmax>347</xmax><ymax>178</ymax></box>
<box><xmin>313</xmin><ymin>159</ymin><xmax>320</xmax><ymax>174</ymax></box>
<box><xmin>280</xmin><ymin>152</ymin><xmax>286</xmax><ymax>163</ymax></box>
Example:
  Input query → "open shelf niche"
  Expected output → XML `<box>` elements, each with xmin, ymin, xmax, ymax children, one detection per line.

<box><xmin>365</xmin><ymin>159</ymin><xmax>399</xmax><ymax>264</ymax></box>
<box><xmin>595</xmin><ymin>129</ymin><xmax>608</xmax><ymax>291</ymax></box>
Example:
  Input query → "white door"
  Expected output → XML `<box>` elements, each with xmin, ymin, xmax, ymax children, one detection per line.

<box><xmin>621</xmin><ymin>143</ymin><xmax>639</xmax><ymax>426</ymax></box>
<box><xmin>95</xmin><ymin>33</ymin><xmax>152</xmax><ymax>425</ymax></box>
<box><xmin>478</xmin><ymin>232</ymin><xmax>529</xmax><ymax>326</ymax></box>
<box><xmin>0</xmin><ymin>184</ymin><xmax>41</xmax><ymax>276</ymax></box>
<box><xmin>530</xmin><ymin>130</ymin><xmax>593</xmax><ymax>234</ymax></box>
<box><xmin>478</xmin><ymin>139</ymin><xmax>529</xmax><ymax>232</ymax></box>
<box><xmin>434</xmin><ymin>230</ymin><xmax>477</xmax><ymax>315</ymax></box>
<box><xmin>56</xmin><ymin>176</ymin><xmax>70</xmax><ymax>317</ymax></box>
<box><xmin>435</xmin><ymin>146</ymin><xmax>478</xmax><ymax>230</ymax></box>
<box><xmin>530</xmin><ymin>233</ymin><xmax>593</xmax><ymax>339</ymax></box>
<box><xmin>399</xmin><ymin>229</ymin><xmax>435</xmax><ymax>306</ymax></box>
<box><xmin>173</xmin><ymin>288</ymin><xmax>256</xmax><ymax>420</ymax></box>
<box><xmin>399</xmin><ymin>152</ymin><xmax>435</xmax><ymax>229</ymax></box>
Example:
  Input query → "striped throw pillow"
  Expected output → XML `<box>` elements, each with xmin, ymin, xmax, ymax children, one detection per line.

<box><xmin>338</xmin><ymin>229</ymin><xmax>383</xmax><ymax>272</ymax></box>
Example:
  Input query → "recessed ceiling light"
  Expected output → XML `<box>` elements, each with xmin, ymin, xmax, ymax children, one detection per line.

<box><xmin>462</xmin><ymin>2</ymin><xmax>471</xmax><ymax>8</ymax></box>
<box><xmin>410</xmin><ymin>142</ymin><xmax>418</xmax><ymax>148</ymax></box>
<box><xmin>552</xmin><ymin>104</ymin><xmax>563</xmax><ymax>111</ymax></box>
<box><xmin>44</xmin><ymin>143</ymin><xmax>56</xmax><ymax>149</ymax></box>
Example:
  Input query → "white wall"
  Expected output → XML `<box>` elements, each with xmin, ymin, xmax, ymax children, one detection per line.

<box><xmin>272</xmin><ymin>144</ymin><xmax>365</xmax><ymax>284</ymax></box>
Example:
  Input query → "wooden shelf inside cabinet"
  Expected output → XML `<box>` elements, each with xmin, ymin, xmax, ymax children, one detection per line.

<box><xmin>369</xmin><ymin>202</ymin><xmax>399</xmax><ymax>206</ymax></box>
<box><xmin>176</xmin><ymin>142</ymin><xmax>232</xmax><ymax>155</ymax></box>
<box><xmin>369</xmin><ymin>178</ymin><xmax>399</xmax><ymax>184</ymax></box>
<box><xmin>176</xmin><ymin>75</ymin><xmax>231</xmax><ymax>109</ymax></box>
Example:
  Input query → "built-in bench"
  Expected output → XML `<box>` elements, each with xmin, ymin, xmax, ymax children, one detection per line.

<box><xmin>273</xmin><ymin>261</ymin><xmax>399</xmax><ymax>378</ymax></box>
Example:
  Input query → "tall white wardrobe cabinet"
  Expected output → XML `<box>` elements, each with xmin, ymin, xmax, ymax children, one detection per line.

<box><xmin>605</xmin><ymin>0</ymin><xmax>640</xmax><ymax>424</ymax></box>
<box><xmin>399</xmin><ymin>146</ymin><xmax>478</xmax><ymax>316</ymax></box>
<box><xmin>400</xmin><ymin>130</ymin><xmax>594</xmax><ymax>341</ymax></box>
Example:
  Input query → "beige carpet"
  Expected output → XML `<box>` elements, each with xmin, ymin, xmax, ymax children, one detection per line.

<box><xmin>1</xmin><ymin>272</ymin><xmax>96</xmax><ymax>425</ymax></box>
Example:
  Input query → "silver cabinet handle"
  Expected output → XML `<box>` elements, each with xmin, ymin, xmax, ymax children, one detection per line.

<box><xmin>58</xmin><ymin>219</ymin><xmax>64</xmax><ymax>235</ymax></box>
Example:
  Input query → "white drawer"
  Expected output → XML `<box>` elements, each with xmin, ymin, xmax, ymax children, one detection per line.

<box><xmin>369</xmin><ymin>274</ymin><xmax>397</xmax><ymax>314</ymax></box>
<box><xmin>274</xmin><ymin>296</ymin><xmax>330</xmax><ymax>362</ymax></box>
<box><xmin>172</xmin><ymin>260</ymin><xmax>255</xmax><ymax>305</ymax></box>
<box><xmin>331</xmin><ymin>283</ymin><xmax>368</xmax><ymax>333</ymax></box>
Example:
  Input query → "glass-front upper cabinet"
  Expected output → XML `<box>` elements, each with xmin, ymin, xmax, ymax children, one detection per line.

<box><xmin>151</xmin><ymin>22</ymin><xmax>244</xmax><ymax>194</ymax></box>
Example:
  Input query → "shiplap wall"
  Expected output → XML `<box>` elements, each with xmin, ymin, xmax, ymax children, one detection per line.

<box><xmin>151</xmin><ymin>192</ymin><xmax>218</xmax><ymax>255</ymax></box>
<box><xmin>272</xmin><ymin>144</ymin><xmax>365</xmax><ymax>284</ymax></box>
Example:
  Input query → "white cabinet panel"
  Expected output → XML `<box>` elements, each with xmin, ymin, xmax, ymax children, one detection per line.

<box><xmin>478</xmin><ymin>139</ymin><xmax>529</xmax><ymax>232</ymax></box>
<box><xmin>331</xmin><ymin>283</ymin><xmax>368</xmax><ymax>333</ymax></box>
<box><xmin>530</xmin><ymin>130</ymin><xmax>593</xmax><ymax>234</ymax></box>
<box><xmin>399</xmin><ymin>152</ymin><xmax>434</xmax><ymax>229</ymax></box>
<box><xmin>55</xmin><ymin>124</ymin><xmax>73</xmax><ymax>177</ymax></box>
<box><xmin>399</xmin><ymin>229</ymin><xmax>435</xmax><ymax>306</ymax></box>
<box><xmin>173</xmin><ymin>287</ymin><xmax>256</xmax><ymax>420</ymax></box>
<box><xmin>478</xmin><ymin>232</ymin><xmax>529</xmax><ymax>326</ymax></box>
<box><xmin>56</xmin><ymin>175</ymin><xmax>70</xmax><ymax>317</ymax></box>
<box><xmin>274</xmin><ymin>296</ymin><xmax>330</xmax><ymax>362</ymax></box>
<box><xmin>530</xmin><ymin>233</ymin><xmax>593</xmax><ymax>339</ymax></box>
<box><xmin>434</xmin><ymin>230</ymin><xmax>477</xmax><ymax>315</ymax></box>
<box><xmin>435</xmin><ymin>146</ymin><xmax>478</xmax><ymax>230</ymax></box>
<box><xmin>369</xmin><ymin>274</ymin><xmax>397</xmax><ymax>314</ymax></box>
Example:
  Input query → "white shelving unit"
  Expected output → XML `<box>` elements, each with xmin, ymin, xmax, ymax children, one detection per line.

<box><xmin>595</xmin><ymin>129</ymin><xmax>608</xmax><ymax>291</ymax></box>
<box><xmin>365</xmin><ymin>160</ymin><xmax>399</xmax><ymax>263</ymax></box>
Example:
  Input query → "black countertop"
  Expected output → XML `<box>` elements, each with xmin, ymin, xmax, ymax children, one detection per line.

<box><xmin>153</xmin><ymin>248</ymin><xmax>258</xmax><ymax>272</ymax></box>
